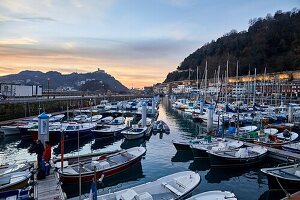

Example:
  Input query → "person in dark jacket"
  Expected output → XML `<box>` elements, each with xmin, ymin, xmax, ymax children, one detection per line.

<box><xmin>35</xmin><ymin>140</ymin><xmax>44</xmax><ymax>168</ymax></box>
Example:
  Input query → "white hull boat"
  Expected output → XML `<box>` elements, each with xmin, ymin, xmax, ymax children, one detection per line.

<box><xmin>186</xmin><ymin>190</ymin><xmax>237</xmax><ymax>200</ymax></box>
<box><xmin>89</xmin><ymin>171</ymin><xmax>200</xmax><ymax>200</ymax></box>
<box><xmin>122</xmin><ymin>127</ymin><xmax>147</xmax><ymax>140</ymax></box>
<box><xmin>0</xmin><ymin>126</ymin><xmax>20</xmax><ymax>136</ymax></box>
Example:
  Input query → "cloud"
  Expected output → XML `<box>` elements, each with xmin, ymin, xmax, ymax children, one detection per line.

<box><xmin>0</xmin><ymin>37</ymin><xmax>38</xmax><ymax>45</ymax></box>
<box><xmin>62</xmin><ymin>42</ymin><xmax>76</xmax><ymax>50</ymax></box>
<box><xmin>0</xmin><ymin>14</ymin><xmax>56</xmax><ymax>23</ymax></box>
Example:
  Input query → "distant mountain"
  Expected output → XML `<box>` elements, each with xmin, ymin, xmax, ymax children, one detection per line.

<box><xmin>0</xmin><ymin>69</ymin><xmax>129</xmax><ymax>93</ymax></box>
<box><xmin>164</xmin><ymin>9</ymin><xmax>300</xmax><ymax>82</ymax></box>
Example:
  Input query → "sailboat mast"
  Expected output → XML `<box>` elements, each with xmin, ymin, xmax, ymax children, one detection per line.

<box><xmin>226</xmin><ymin>60</ymin><xmax>229</xmax><ymax>104</ymax></box>
<box><xmin>253</xmin><ymin>68</ymin><xmax>256</xmax><ymax>105</ymax></box>
<box><xmin>204</xmin><ymin>60</ymin><xmax>208</xmax><ymax>101</ymax></box>
<box><xmin>236</xmin><ymin>60</ymin><xmax>239</xmax><ymax>103</ymax></box>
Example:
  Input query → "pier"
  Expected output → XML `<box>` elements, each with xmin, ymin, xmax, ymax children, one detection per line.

<box><xmin>33</xmin><ymin>164</ymin><xmax>67</xmax><ymax>200</ymax></box>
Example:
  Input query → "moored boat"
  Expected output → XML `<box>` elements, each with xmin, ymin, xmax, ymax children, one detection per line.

<box><xmin>122</xmin><ymin>127</ymin><xmax>147</xmax><ymax>140</ymax></box>
<box><xmin>282</xmin><ymin>142</ymin><xmax>300</xmax><ymax>154</ymax></box>
<box><xmin>207</xmin><ymin>146</ymin><xmax>268</xmax><ymax>168</ymax></box>
<box><xmin>0</xmin><ymin>171</ymin><xmax>32</xmax><ymax>192</ymax></box>
<box><xmin>261</xmin><ymin>163</ymin><xmax>300</xmax><ymax>192</ymax></box>
<box><xmin>191</xmin><ymin>140</ymin><xmax>243</xmax><ymax>159</ymax></box>
<box><xmin>92</xmin><ymin>124</ymin><xmax>128</xmax><ymax>139</ymax></box>
<box><xmin>152</xmin><ymin>120</ymin><xmax>170</xmax><ymax>133</ymax></box>
<box><xmin>186</xmin><ymin>190</ymin><xmax>237</xmax><ymax>200</ymax></box>
<box><xmin>87</xmin><ymin>171</ymin><xmax>200</xmax><ymax>200</ymax></box>
<box><xmin>62</xmin><ymin>122</ymin><xmax>96</xmax><ymax>141</ymax></box>
<box><xmin>57</xmin><ymin>147</ymin><xmax>146</xmax><ymax>184</ymax></box>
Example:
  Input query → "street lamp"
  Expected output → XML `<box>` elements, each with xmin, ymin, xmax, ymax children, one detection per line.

<box><xmin>47</xmin><ymin>78</ymin><xmax>50</xmax><ymax>99</ymax></box>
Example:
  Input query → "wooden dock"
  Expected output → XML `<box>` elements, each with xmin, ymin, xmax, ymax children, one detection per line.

<box><xmin>34</xmin><ymin>166</ymin><xmax>67</xmax><ymax>200</ymax></box>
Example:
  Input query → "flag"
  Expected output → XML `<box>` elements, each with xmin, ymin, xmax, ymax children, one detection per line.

<box><xmin>89</xmin><ymin>179</ymin><xmax>97</xmax><ymax>200</ymax></box>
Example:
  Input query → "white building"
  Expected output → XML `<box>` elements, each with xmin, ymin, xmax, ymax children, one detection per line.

<box><xmin>0</xmin><ymin>83</ymin><xmax>43</xmax><ymax>97</ymax></box>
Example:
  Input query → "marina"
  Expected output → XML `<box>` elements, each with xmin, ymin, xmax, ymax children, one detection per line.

<box><xmin>0</xmin><ymin>96</ymin><xmax>300</xmax><ymax>200</ymax></box>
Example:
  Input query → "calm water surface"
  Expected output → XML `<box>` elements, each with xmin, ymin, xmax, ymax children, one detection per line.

<box><xmin>0</xmin><ymin>98</ymin><xmax>285</xmax><ymax>200</ymax></box>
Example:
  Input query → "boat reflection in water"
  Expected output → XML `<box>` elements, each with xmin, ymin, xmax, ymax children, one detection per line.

<box><xmin>120</xmin><ymin>138</ymin><xmax>146</xmax><ymax>150</ymax></box>
<box><xmin>188</xmin><ymin>159</ymin><xmax>210</xmax><ymax>172</ymax></box>
<box><xmin>92</xmin><ymin>136</ymin><xmax>123</xmax><ymax>150</ymax></box>
<box><xmin>63</xmin><ymin>162</ymin><xmax>144</xmax><ymax>198</ymax></box>
<box><xmin>52</xmin><ymin>137</ymin><xmax>94</xmax><ymax>156</ymax></box>
<box><xmin>171</xmin><ymin>151</ymin><xmax>193</xmax><ymax>162</ymax></box>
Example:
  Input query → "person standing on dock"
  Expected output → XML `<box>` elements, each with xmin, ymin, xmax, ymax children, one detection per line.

<box><xmin>43</xmin><ymin>141</ymin><xmax>51</xmax><ymax>176</ymax></box>
<box><xmin>35</xmin><ymin>140</ymin><xmax>44</xmax><ymax>169</ymax></box>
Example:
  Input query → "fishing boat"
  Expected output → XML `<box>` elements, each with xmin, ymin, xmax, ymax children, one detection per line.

<box><xmin>173</xmin><ymin>136</ymin><xmax>215</xmax><ymax>151</ymax></box>
<box><xmin>261</xmin><ymin>164</ymin><xmax>300</xmax><ymax>192</ymax></box>
<box><xmin>73</xmin><ymin>114</ymin><xmax>89</xmax><ymax>122</ymax></box>
<box><xmin>0</xmin><ymin>171</ymin><xmax>32</xmax><ymax>192</ymax></box>
<box><xmin>122</xmin><ymin>127</ymin><xmax>147</xmax><ymax>140</ymax></box>
<box><xmin>207</xmin><ymin>146</ymin><xmax>268</xmax><ymax>167</ymax></box>
<box><xmin>138</xmin><ymin>118</ymin><xmax>152</xmax><ymax>127</ymax></box>
<box><xmin>0</xmin><ymin>125</ymin><xmax>21</xmax><ymax>136</ymax></box>
<box><xmin>191</xmin><ymin>140</ymin><xmax>243</xmax><ymax>159</ymax></box>
<box><xmin>57</xmin><ymin>147</ymin><xmax>146</xmax><ymax>184</ymax></box>
<box><xmin>152</xmin><ymin>120</ymin><xmax>170</xmax><ymax>133</ymax></box>
<box><xmin>84</xmin><ymin>115</ymin><xmax>103</xmax><ymax>123</ymax></box>
<box><xmin>92</xmin><ymin>124</ymin><xmax>128</xmax><ymax>139</ymax></box>
<box><xmin>87</xmin><ymin>171</ymin><xmax>200</xmax><ymax>200</ymax></box>
<box><xmin>62</xmin><ymin>122</ymin><xmax>96</xmax><ymax>141</ymax></box>
<box><xmin>186</xmin><ymin>190</ymin><xmax>237</xmax><ymax>200</ymax></box>
<box><xmin>282</xmin><ymin>142</ymin><xmax>300</xmax><ymax>154</ymax></box>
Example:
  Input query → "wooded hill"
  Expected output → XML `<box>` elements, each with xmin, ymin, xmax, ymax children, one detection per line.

<box><xmin>164</xmin><ymin>9</ymin><xmax>300</xmax><ymax>82</ymax></box>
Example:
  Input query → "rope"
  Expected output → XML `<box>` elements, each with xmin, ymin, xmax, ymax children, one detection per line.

<box><xmin>275</xmin><ymin>175</ymin><xmax>290</xmax><ymax>199</ymax></box>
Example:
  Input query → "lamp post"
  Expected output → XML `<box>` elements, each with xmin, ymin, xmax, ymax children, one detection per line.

<box><xmin>47</xmin><ymin>78</ymin><xmax>50</xmax><ymax>99</ymax></box>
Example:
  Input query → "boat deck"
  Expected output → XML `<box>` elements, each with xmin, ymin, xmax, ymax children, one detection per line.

<box><xmin>34</xmin><ymin>162</ymin><xmax>67</xmax><ymax>200</ymax></box>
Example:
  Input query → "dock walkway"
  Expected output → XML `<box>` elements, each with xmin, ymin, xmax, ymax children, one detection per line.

<box><xmin>34</xmin><ymin>166</ymin><xmax>67</xmax><ymax>200</ymax></box>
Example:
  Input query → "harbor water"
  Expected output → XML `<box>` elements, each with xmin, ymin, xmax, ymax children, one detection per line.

<box><xmin>0</xmin><ymin>97</ymin><xmax>286</xmax><ymax>200</ymax></box>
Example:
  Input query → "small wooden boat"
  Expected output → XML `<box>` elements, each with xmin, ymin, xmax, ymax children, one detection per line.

<box><xmin>122</xmin><ymin>127</ymin><xmax>147</xmax><ymax>140</ymax></box>
<box><xmin>57</xmin><ymin>147</ymin><xmax>146</xmax><ymax>184</ymax></box>
<box><xmin>186</xmin><ymin>190</ymin><xmax>237</xmax><ymax>200</ymax></box>
<box><xmin>282</xmin><ymin>142</ymin><xmax>300</xmax><ymax>154</ymax></box>
<box><xmin>92</xmin><ymin>124</ymin><xmax>128</xmax><ymax>139</ymax></box>
<box><xmin>152</xmin><ymin>120</ymin><xmax>170</xmax><ymax>133</ymax></box>
<box><xmin>261</xmin><ymin>164</ymin><xmax>300</xmax><ymax>192</ymax></box>
<box><xmin>191</xmin><ymin>140</ymin><xmax>243</xmax><ymax>159</ymax></box>
<box><xmin>207</xmin><ymin>146</ymin><xmax>268</xmax><ymax>168</ymax></box>
<box><xmin>87</xmin><ymin>171</ymin><xmax>200</xmax><ymax>200</ymax></box>
<box><xmin>0</xmin><ymin>171</ymin><xmax>32</xmax><ymax>192</ymax></box>
<box><xmin>108</xmin><ymin>117</ymin><xmax>125</xmax><ymax>125</ymax></box>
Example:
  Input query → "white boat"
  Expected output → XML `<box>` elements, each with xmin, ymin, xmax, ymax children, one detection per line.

<box><xmin>84</xmin><ymin>115</ymin><xmax>103</xmax><ymax>123</ymax></box>
<box><xmin>191</xmin><ymin>140</ymin><xmax>243</xmax><ymax>159</ymax></box>
<box><xmin>0</xmin><ymin>171</ymin><xmax>32</xmax><ymax>192</ymax></box>
<box><xmin>263</xmin><ymin>128</ymin><xmax>278</xmax><ymax>135</ymax></box>
<box><xmin>186</xmin><ymin>190</ymin><xmax>237</xmax><ymax>200</ymax></box>
<box><xmin>282</xmin><ymin>142</ymin><xmax>300</xmax><ymax>154</ymax></box>
<box><xmin>92</xmin><ymin>124</ymin><xmax>128</xmax><ymax>138</ymax></box>
<box><xmin>276</xmin><ymin>131</ymin><xmax>298</xmax><ymax>141</ymax></box>
<box><xmin>0</xmin><ymin>125</ymin><xmax>20</xmax><ymax>136</ymax></box>
<box><xmin>138</xmin><ymin>118</ymin><xmax>152</xmax><ymax>127</ymax></box>
<box><xmin>73</xmin><ymin>114</ymin><xmax>88</xmax><ymax>122</ymax></box>
<box><xmin>89</xmin><ymin>171</ymin><xmax>200</xmax><ymax>200</ymax></box>
<box><xmin>109</xmin><ymin>117</ymin><xmax>125</xmax><ymax>125</ymax></box>
<box><xmin>98</xmin><ymin>116</ymin><xmax>114</xmax><ymax>124</ymax></box>
<box><xmin>122</xmin><ymin>127</ymin><xmax>147</xmax><ymax>140</ymax></box>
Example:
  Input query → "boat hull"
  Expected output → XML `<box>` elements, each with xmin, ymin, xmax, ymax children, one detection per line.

<box><xmin>173</xmin><ymin>142</ymin><xmax>191</xmax><ymax>151</ymax></box>
<box><xmin>0</xmin><ymin>127</ymin><xmax>20</xmax><ymax>136</ymax></box>
<box><xmin>58</xmin><ymin>154</ymin><xmax>142</xmax><ymax>184</ymax></box>
<box><xmin>191</xmin><ymin>147</ymin><xmax>208</xmax><ymax>159</ymax></box>
<box><xmin>265</xmin><ymin>173</ymin><xmax>300</xmax><ymax>192</ymax></box>
<box><xmin>207</xmin><ymin>152</ymin><xmax>266</xmax><ymax>168</ymax></box>
<box><xmin>123</xmin><ymin>133</ymin><xmax>144</xmax><ymax>140</ymax></box>
<box><xmin>63</xmin><ymin>129</ymin><xmax>93</xmax><ymax>141</ymax></box>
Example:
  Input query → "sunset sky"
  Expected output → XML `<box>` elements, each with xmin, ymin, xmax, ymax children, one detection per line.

<box><xmin>0</xmin><ymin>0</ymin><xmax>298</xmax><ymax>88</ymax></box>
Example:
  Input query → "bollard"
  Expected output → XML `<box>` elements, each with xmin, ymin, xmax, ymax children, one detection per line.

<box><xmin>38</xmin><ymin>112</ymin><xmax>49</xmax><ymax>145</ymax></box>
<box><xmin>152</xmin><ymin>98</ymin><xmax>156</xmax><ymax>115</ymax></box>
<box><xmin>142</xmin><ymin>102</ymin><xmax>147</xmax><ymax>127</ymax></box>
<box><xmin>207</xmin><ymin>105</ymin><xmax>214</xmax><ymax>133</ymax></box>
<box><xmin>288</xmin><ymin>104</ymin><xmax>293</xmax><ymax>123</ymax></box>
<box><xmin>200</xmin><ymin>100</ymin><xmax>204</xmax><ymax>115</ymax></box>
